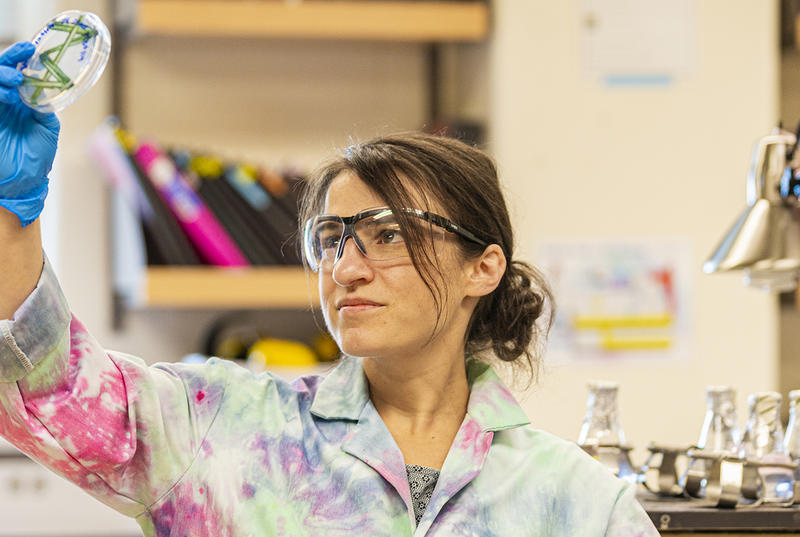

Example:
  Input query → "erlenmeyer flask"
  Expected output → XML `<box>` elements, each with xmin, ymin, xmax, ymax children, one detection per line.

<box><xmin>698</xmin><ymin>386</ymin><xmax>740</xmax><ymax>453</ymax></box>
<box><xmin>684</xmin><ymin>386</ymin><xmax>741</xmax><ymax>498</ymax></box>
<box><xmin>578</xmin><ymin>381</ymin><xmax>636</xmax><ymax>480</ymax></box>
<box><xmin>578</xmin><ymin>380</ymin><xmax>625</xmax><ymax>446</ymax></box>
<box><xmin>740</xmin><ymin>391</ymin><xmax>794</xmax><ymax>504</ymax></box>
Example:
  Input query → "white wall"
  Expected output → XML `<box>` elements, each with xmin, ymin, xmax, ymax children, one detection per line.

<box><xmin>490</xmin><ymin>0</ymin><xmax>780</xmax><ymax>455</ymax></box>
<box><xmin>50</xmin><ymin>0</ymin><xmax>780</xmax><ymax>466</ymax></box>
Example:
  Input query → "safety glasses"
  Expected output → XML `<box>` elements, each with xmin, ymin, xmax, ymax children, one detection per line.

<box><xmin>303</xmin><ymin>206</ymin><xmax>488</xmax><ymax>272</ymax></box>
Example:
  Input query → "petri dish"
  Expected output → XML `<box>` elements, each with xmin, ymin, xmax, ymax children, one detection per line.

<box><xmin>17</xmin><ymin>10</ymin><xmax>111</xmax><ymax>113</ymax></box>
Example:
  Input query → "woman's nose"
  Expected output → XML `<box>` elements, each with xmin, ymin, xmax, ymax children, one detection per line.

<box><xmin>331</xmin><ymin>237</ymin><xmax>373</xmax><ymax>286</ymax></box>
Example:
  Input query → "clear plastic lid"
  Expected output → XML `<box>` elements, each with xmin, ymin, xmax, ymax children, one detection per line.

<box><xmin>17</xmin><ymin>10</ymin><xmax>111</xmax><ymax>113</ymax></box>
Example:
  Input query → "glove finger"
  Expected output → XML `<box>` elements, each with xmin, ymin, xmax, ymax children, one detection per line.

<box><xmin>0</xmin><ymin>86</ymin><xmax>21</xmax><ymax>105</ymax></box>
<box><xmin>0</xmin><ymin>42</ymin><xmax>35</xmax><ymax>68</ymax></box>
<box><xmin>32</xmin><ymin>110</ymin><xmax>60</xmax><ymax>132</ymax></box>
<box><xmin>0</xmin><ymin>66</ymin><xmax>23</xmax><ymax>87</ymax></box>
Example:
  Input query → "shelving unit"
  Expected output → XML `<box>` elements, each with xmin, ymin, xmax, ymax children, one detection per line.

<box><xmin>137</xmin><ymin>0</ymin><xmax>489</xmax><ymax>41</ymax></box>
<box><xmin>112</xmin><ymin>0</ymin><xmax>490</xmax><ymax>314</ymax></box>
<box><xmin>143</xmin><ymin>266</ymin><xmax>317</xmax><ymax>309</ymax></box>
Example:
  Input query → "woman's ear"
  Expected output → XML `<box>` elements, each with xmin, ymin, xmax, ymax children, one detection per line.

<box><xmin>464</xmin><ymin>244</ymin><xmax>506</xmax><ymax>298</ymax></box>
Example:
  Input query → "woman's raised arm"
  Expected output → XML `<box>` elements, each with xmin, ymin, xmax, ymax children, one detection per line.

<box><xmin>0</xmin><ymin>211</ymin><xmax>43</xmax><ymax>320</ymax></box>
<box><xmin>0</xmin><ymin>41</ymin><xmax>57</xmax><ymax>320</ymax></box>
<box><xmin>0</xmin><ymin>42</ymin><xmax>237</xmax><ymax>523</ymax></box>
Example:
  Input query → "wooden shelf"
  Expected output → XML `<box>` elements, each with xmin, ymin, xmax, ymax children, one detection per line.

<box><xmin>142</xmin><ymin>266</ymin><xmax>318</xmax><ymax>309</ymax></box>
<box><xmin>137</xmin><ymin>0</ymin><xmax>489</xmax><ymax>41</ymax></box>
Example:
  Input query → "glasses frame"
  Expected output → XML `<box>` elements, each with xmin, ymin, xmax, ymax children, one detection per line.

<box><xmin>303</xmin><ymin>206</ymin><xmax>490</xmax><ymax>272</ymax></box>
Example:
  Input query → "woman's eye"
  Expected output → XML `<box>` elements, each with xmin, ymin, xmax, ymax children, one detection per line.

<box><xmin>319</xmin><ymin>234</ymin><xmax>340</xmax><ymax>250</ymax></box>
<box><xmin>377</xmin><ymin>228</ymin><xmax>404</xmax><ymax>244</ymax></box>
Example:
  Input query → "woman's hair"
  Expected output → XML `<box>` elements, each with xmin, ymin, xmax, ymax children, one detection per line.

<box><xmin>298</xmin><ymin>132</ymin><xmax>554</xmax><ymax>385</ymax></box>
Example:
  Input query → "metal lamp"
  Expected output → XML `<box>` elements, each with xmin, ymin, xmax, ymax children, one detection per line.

<box><xmin>703</xmin><ymin>130</ymin><xmax>800</xmax><ymax>292</ymax></box>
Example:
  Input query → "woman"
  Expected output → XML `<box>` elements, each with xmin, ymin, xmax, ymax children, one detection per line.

<box><xmin>0</xmin><ymin>42</ymin><xmax>658</xmax><ymax>536</ymax></box>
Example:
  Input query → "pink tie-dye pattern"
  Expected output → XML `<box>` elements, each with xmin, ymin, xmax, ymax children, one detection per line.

<box><xmin>22</xmin><ymin>320</ymin><xmax>137</xmax><ymax>472</ymax></box>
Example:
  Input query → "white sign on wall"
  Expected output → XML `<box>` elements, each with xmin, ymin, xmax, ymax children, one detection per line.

<box><xmin>537</xmin><ymin>238</ymin><xmax>692</xmax><ymax>363</ymax></box>
<box><xmin>581</xmin><ymin>0</ymin><xmax>697</xmax><ymax>87</ymax></box>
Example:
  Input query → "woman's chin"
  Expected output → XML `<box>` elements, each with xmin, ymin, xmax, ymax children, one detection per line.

<box><xmin>338</xmin><ymin>342</ymin><xmax>377</xmax><ymax>359</ymax></box>
<box><xmin>336</xmin><ymin>334</ymin><xmax>383</xmax><ymax>359</ymax></box>
<box><xmin>325</xmin><ymin>320</ymin><xmax>366</xmax><ymax>353</ymax></box>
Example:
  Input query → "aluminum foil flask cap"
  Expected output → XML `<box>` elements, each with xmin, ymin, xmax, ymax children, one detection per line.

<box><xmin>741</xmin><ymin>391</ymin><xmax>786</xmax><ymax>459</ymax></box>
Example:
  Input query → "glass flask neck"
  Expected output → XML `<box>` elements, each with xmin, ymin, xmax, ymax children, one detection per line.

<box><xmin>697</xmin><ymin>386</ymin><xmax>739</xmax><ymax>453</ymax></box>
<box><xmin>578</xmin><ymin>382</ymin><xmax>625</xmax><ymax>446</ymax></box>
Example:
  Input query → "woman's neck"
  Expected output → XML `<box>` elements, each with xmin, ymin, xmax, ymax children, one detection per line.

<box><xmin>362</xmin><ymin>346</ymin><xmax>470</xmax><ymax>435</ymax></box>
<box><xmin>363</xmin><ymin>351</ymin><xmax>470</xmax><ymax>469</ymax></box>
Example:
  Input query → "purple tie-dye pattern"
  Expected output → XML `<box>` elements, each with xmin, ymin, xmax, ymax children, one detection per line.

<box><xmin>0</xmin><ymin>258</ymin><xmax>660</xmax><ymax>536</ymax></box>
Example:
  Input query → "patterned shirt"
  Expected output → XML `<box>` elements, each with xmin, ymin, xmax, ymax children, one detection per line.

<box><xmin>406</xmin><ymin>464</ymin><xmax>440</xmax><ymax>525</ymax></box>
<box><xmin>0</xmin><ymin>258</ymin><xmax>660</xmax><ymax>536</ymax></box>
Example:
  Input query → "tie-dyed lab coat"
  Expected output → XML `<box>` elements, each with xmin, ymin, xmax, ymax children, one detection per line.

<box><xmin>0</xmin><ymin>259</ymin><xmax>659</xmax><ymax>536</ymax></box>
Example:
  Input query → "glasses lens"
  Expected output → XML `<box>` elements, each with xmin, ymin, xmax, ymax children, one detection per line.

<box><xmin>307</xmin><ymin>217</ymin><xmax>343</xmax><ymax>271</ymax></box>
<box><xmin>354</xmin><ymin>209</ymin><xmax>409</xmax><ymax>261</ymax></box>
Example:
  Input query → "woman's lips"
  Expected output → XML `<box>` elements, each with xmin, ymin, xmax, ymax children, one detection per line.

<box><xmin>336</xmin><ymin>298</ymin><xmax>383</xmax><ymax>314</ymax></box>
<box><xmin>339</xmin><ymin>304</ymin><xmax>381</xmax><ymax>314</ymax></box>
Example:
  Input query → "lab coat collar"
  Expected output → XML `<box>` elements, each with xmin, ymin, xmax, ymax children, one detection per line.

<box><xmin>464</xmin><ymin>359</ymin><xmax>531</xmax><ymax>432</ymax></box>
<box><xmin>309</xmin><ymin>356</ymin><xmax>369</xmax><ymax>421</ymax></box>
<box><xmin>310</xmin><ymin>356</ymin><xmax>531</xmax><ymax>432</ymax></box>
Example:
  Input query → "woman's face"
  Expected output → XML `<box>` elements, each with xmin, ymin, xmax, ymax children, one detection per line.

<box><xmin>318</xmin><ymin>171</ymin><xmax>470</xmax><ymax>360</ymax></box>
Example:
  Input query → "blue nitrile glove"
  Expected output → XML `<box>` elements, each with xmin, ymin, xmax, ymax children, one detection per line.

<box><xmin>0</xmin><ymin>42</ymin><xmax>60</xmax><ymax>227</ymax></box>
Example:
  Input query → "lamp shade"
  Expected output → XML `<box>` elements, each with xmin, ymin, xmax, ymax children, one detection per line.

<box><xmin>703</xmin><ymin>131</ymin><xmax>800</xmax><ymax>291</ymax></box>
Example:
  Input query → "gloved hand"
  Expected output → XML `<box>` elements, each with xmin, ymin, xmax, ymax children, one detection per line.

<box><xmin>0</xmin><ymin>42</ymin><xmax>60</xmax><ymax>227</ymax></box>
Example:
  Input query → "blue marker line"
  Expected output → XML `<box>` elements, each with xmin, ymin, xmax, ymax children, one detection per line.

<box><xmin>604</xmin><ymin>74</ymin><xmax>672</xmax><ymax>87</ymax></box>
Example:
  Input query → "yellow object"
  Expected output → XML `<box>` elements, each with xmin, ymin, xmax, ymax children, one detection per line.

<box><xmin>113</xmin><ymin>125</ymin><xmax>138</xmax><ymax>153</ymax></box>
<box><xmin>600</xmin><ymin>335</ymin><xmax>672</xmax><ymax>351</ymax></box>
<box><xmin>189</xmin><ymin>154</ymin><xmax>225</xmax><ymax>178</ymax></box>
<box><xmin>572</xmin><ymin>313</ymin><xmax>673</xmax><ymax>330</ymax></box>
<box><xmin>247</xmin><ymin>338</ymin><xmax>318</xmax><ymax>370</ymax></box>
<box><xmin>312</xmin><ymin>332</ymin><xmax>340</xmax><ymax>362</ymax></box>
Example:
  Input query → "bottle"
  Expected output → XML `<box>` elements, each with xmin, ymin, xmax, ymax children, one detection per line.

<box><xmin>684</xmin><ymin>386</ymin><xmax>741</xmax><ymax>498</ymax></box>
<box><xmin>697</xmin><ymin>386</ymin><xmax>740</xmax><ymax>453</ymax></box>
<box><xmin>740</xmin><ymin>391</ymin><xmax>794</xmax><ymax>504</ymax></box>
<box><xmin>578</xmin><ymin>381</ymin><xmax>636</xmax><ymax>481</ymax></box>
<box><xmin>578</xmin><ymin>380</ymin><xmax>625</xmax><ymax>447</ymax></box>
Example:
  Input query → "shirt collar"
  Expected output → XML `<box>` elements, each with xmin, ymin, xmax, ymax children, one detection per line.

<box><xmin>464</xmin><ymin>359</ymin><xmax>531</xmax><ymax>431</ymax></box>
<box><xmin>310</xmin><ymin>356</ymin><xmax>531</xmax><ymax>432</ymax></box>
<box><xmin>310</xmin><ymin>356</ymin><xmax>369</xmax><ymax>421</ymax></box>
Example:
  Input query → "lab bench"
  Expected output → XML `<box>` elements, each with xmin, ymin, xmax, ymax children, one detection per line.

<box><xmin>642</xmin><ymin>495</ymin><xmax>800</xmax><ymax>535</ymax></box>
